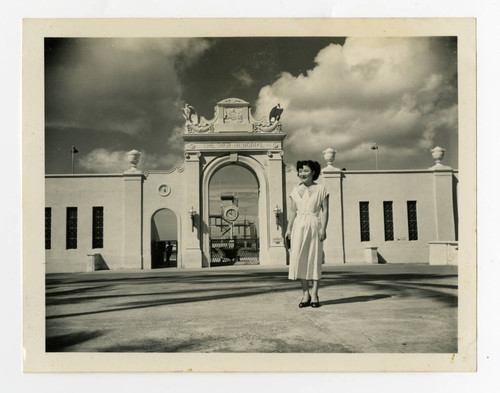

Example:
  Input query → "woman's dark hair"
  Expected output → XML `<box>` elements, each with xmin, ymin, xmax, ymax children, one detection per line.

<box><xmin>296</xmin><ymin>160</ymin><xmax>321</xmax><ymax>181</ymax></box>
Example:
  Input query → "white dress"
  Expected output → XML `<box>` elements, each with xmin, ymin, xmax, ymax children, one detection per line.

<box><xmin>288</xmin><ymin>183</ymin><xmax>329</xmax><ymax>280</ymax></box>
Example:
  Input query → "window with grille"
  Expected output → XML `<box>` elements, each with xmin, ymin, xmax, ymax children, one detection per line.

<box><xmin>359</xmin><ymin>202</ymin><xmax>370</xmax><ymax>242</ymax></box>
<box><xmin>45</xmin><ymin>207</ymin><xmax>51</xmax><ymax>250</ymax></box>
<box><xmin>407</xmin><ymin>201</ymin><xmax>418</xmax><ymax>241</ymax></box>
<box><xmin>66</xmin><ymin>207</ymin><xmax>77</xmax><ymax>249</ymax></box>
<box><xmin>92</xmin><ymin>206</ymin><xmax>104</xmax><ymax>249</ymax></box>
<box><xmin>383</xmin><ymin>201</ymin><xmax>394</xmax><ymax>241</ymax></box>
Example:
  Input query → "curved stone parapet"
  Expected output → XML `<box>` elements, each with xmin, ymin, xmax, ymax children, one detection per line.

<box><xmin>252</xmin><ymin>121</ymin><xmax>282</xmax><ymax>133</ymax></box>
<box><xmin>185</xmin><ymin>123</ymin><xmax>215</xmax><ymax>133</ymax></box>
<box><xmin>218</xmin><ymin>98</ymin><xmax>250</xmax><ymax>105</ymax></box>
<box><xmin>183</xmin><ymin>109</ymin><xmax>218</xmax><ymax>134</ymax></box>
<box><xmin>142</xmin><ymin>162</ymin><xmax>185</xmax><ymax>177</ymax></box>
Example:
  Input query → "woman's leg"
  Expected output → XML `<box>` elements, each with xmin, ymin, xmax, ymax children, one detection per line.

<box><xmin>311</xmin><ymin>280</ymin><xmax>320</xmax><ymax>302</ymax></box>
<box><xmin>300</xmin><ymin>279</ymin><xmax>310</xmax><ymax>301</ymax></box>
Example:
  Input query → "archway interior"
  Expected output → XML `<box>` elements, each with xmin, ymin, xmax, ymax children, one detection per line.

<box><xmin>208</xmin><ymin>164</ymin><xmax>259</xmax><ymax>265</ymax></box>
<box><xmin>151</xmin><ymin>208</ymin><xmax>178</xmax><ymax>268</ymax></box>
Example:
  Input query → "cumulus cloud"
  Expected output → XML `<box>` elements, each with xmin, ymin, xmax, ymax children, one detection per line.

<box><xmin>78</xmin><ymin>148</ymin><xmax>183</xmax><ymax>173</ymax></box>
<box><xmin>45</xmin><ymin>38</ymin><xmax>211</xmax><ymax>137</ymax></box>
<box><xmin>167</xmin><ymin>125</ymin><xmax>187</xmax><ymax>151</ymax></box>
<box><xmin>255</xmin><ymin>37</ymin><xmax>457</xmax><ymax>169</ymax></box>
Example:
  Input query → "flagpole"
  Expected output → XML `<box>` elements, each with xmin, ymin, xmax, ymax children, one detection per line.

<box><xmin>71</xmin><ymin>146</ymin><xmax>78</xmax><ymax>174</ymax></box>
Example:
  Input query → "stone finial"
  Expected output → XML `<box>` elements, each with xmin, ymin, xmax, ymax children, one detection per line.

<box><xmin>429</xmin><ymin>146</ymin><xmax>451</xmax><ymax>170</ymax></box>
<box><xmin>125</xmin><ymin>150</ymin><xmax>142</xmax><ymax>173</ymax></box>
<box><xmin>322</xmin><ymin>148</ymin><xmax>339</xmax><ymax>171</ymax></box>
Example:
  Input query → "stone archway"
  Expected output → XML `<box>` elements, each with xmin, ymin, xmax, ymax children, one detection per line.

<box><xmin>206</xmin><ymin>160</ymin><xmax>261</xmax><ymax>266</ymax></box>
<box><xmin>202</xmin><ymin>154</ymin><xmax>270</xmax><ymax>267</ymax></box>
<box><xmin>181</xmin><ymin>98</ymin><xmax>288</xmax><ymax>268</ymax></box>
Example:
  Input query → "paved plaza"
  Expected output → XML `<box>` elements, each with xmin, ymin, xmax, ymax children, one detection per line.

<box><xmin>46</xmin><ymin>264</ymin><xmax>458</xmax><ymax>353</ymax></box>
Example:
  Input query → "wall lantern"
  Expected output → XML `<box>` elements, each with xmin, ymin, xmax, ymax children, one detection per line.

<box><xmin>273</xmin><ymin>205</ymin><xmax>282</xmax><ymax>230</ymax></box>
<box><xmin>189</xmin><ymin>206</ymin><xmax>197</xmax><ymax>231</ymax></box>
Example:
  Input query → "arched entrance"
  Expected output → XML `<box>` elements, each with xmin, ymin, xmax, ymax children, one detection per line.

<box><xmin>208</xmin><ymin>163</ymin><xmax>260</xmax><ymax>266</ymax></box>
<box><xmin>151</xmin><ymin>208</ymin><xmax>178</xmax><ymax>268</ymax></box>
<box><xmin>201</xmin><ymin>154</ymin><xmax>276</xmax><ymax>267</ymax></box>
<box><xmin>182</xmin><ymin>98</ymin><xmax>288</xmax><ymax>268</ymax></box>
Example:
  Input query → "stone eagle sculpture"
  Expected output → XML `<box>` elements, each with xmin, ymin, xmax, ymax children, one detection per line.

<box><xmin>269</xmin><ymin>104</ymin><xmax>283</xmax><ymax>123</ymax></box>
<box><xmin>183</xmin><ymin>103</ymin><xmax>198</xmax><ymax>123</ymax></box>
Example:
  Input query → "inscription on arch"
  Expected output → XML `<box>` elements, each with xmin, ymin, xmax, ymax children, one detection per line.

<box><xmin>186</xmin><ymin>141</ymin><xmax>280</xmax><ymax>151</ymax></box>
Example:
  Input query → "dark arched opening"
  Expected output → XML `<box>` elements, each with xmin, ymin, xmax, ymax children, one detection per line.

<box><xmin>151</xmin><ymin>208</ymin><xmax>178</xmax><ymax>268</ymax></box>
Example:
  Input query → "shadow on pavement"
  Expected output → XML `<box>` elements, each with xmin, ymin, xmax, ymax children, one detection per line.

<box><xmin>46</xmin><ymin>331</ymin><xmax>104</xmax><ymax>352</ymax></box>
<box><xmin>322</xmin><ymin>294</ymin><xmax>393</xmax><ymax>306</ymax></box>
<box><xmin>46</xmin><ymin>267</ymin><xmax>458</xmax><ymax>318</ymax></box>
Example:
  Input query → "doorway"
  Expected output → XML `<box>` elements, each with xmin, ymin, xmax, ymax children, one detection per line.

<box><xmin>151</xmin><ymin>208</ymin><xmax>178</xmax><ymax>268</ymax></box>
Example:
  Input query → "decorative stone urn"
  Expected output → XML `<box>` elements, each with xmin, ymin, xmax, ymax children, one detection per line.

<box><xmin>429</xmin><ymin>146</ymin><xmax>451</xmax><ymax>170</ymax></box>
<box><xmin>125</xmin><ymin>149</ymin><xmax>142</xmax><ymax>173</ymax></box>
<box><xmin>322</xmin><ymin>147</ymin><xmax>338</xmax><ymax>170</ymax></box>
<box><xmin>431</xmin><ymin>146</ymin><xmax>445</xmax><ymax>164</ymax></box>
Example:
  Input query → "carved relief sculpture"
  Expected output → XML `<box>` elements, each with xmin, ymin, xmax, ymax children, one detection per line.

<box><xmin>224</xmin><ymin>107</ymin><xmax>244</xmax><ymax>123</ymax></box>
<box><xmin>182</xmin><ymin>98</ymin><xmax>285</xmax><ymax>134</ymax></box>
<box><xmin>183</xmin><ymin>102</ymin><xmax>217</xmax><ymax>133</ymax></box>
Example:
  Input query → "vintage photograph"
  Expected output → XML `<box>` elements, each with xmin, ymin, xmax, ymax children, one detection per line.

<box><xmin>23</xmin><ymin>19</ymin><xmax>476</xmax><ymax>372</ymax></box>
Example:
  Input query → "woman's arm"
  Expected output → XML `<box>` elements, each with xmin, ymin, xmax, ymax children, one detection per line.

<box><xmin>319</xmin><ymin>194</ymin><xmax>329</xmax><ymax>242</ymax></box>
<box><xmin>285</xmin><ymin>196</ymin><xmax>297</xmax><ymax>239</ymax></box>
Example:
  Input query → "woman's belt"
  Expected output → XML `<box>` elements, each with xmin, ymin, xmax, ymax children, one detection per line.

<box><xmin>297</xmin><ymin>212</ymin><xmax>319</xmax><ymax>217</ymax></box>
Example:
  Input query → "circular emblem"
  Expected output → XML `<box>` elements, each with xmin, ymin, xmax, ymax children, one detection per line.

<box><xmin>158</xmin><ymin>184</ymin><xmax>171</xmax><ymax>197</ymax></box>
<box><xmin>273</xmin><ymin>143</ymin><xmax>279</xmax><ymax>148</ymax></box>
<box><xmin>189</xmin><ymin>143</ymin><xmax>196</xmax><ymax>149</ymax></box>
<box><xmin>223</xmin><ymin>206</ymin><xmax>239</xmax><ymax>221</ymax></box>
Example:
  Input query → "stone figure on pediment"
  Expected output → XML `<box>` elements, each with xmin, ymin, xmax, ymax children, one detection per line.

<box><xmin>269</xmin><ymin>104</ymin><xmax>283</xmax><ymax>123</ymax></box>
<box><xmin>183</xmin><ymin>103</ymin><xmax>198</xmax><ymax>124</ymax></box>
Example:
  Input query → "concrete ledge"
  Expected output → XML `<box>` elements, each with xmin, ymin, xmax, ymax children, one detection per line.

<box><xmin>429</xmin><ymin>241</ymin><xmax>459</xmax><ymax>265</ymax></box>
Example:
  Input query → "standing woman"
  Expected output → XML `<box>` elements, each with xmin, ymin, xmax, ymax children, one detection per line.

<box><xmin>285</xmin><ymin>160</ymin><xmax>329</xmax><ymax>308</ymax></box>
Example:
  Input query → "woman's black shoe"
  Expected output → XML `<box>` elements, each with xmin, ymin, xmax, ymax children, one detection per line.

<box><xmin>311</xmin><ymin>298</ymin><xmax>320</xmax><ymax>308</ymax></box>
<box><xmin>299</xmin><ymin>299</ymin><xmax>311</xmax><ymax>308</ymax></box>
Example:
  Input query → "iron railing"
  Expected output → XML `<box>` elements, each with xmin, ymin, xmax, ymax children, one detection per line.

<box><xmin>209</xmin><ymin>238</ymin><xmax>259</xmax><ymax>266</ymax></box>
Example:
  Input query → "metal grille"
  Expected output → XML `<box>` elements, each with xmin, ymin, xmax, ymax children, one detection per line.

<box><xmin>45</xmin><ymin>207</ymin><xmax>51</xmax><ymax>250</ymax></box>
<box><xmin>92</xmin><ymin>206</ymin><xmax>104</xmax><ymax>249</ymax></box>
<box><xmin>359</xmin><ymin>202</ymin><xmax>370</xmax><ymax>242</ymax></box>
<box><xmin>210</xmin><ymin>238</ymin><xmax>259</xmax><ymax>266</ymax></box>
<box><xmin>66</xmin><ymin>207</ymin><xmax>77</xmax><ymax>249</ymax></box>
<box><xmin>383</xmin><ymin>201</ymin><xmax>394</xmax><ymax>241</ymax></box>
<box><xmin>407</xmin><ymin>201</ymin><xmax>418</xmax><ymax>241</ymax></box>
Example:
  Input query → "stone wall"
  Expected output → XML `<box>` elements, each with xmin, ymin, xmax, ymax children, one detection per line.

<box><xmin>45</xmin><ymin>175</ymin><xmax>126</xmax><ymax>273</ymax></box>
<box><xmin>283</xmin><ymin>166</ymin><xmax>458</xmax><ymax>265</ymax></box>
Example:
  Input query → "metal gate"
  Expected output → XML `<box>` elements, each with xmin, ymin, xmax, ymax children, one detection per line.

<box><xmin>209</xmin><ymin>237</ymin><xmax>259</xmax><ymax>266</ymax></box>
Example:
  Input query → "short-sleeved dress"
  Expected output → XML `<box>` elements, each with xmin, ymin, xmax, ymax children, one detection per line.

<box><xmin>288</xmin><ymin>183</ymin><xmax>329</xmax><ymax>280</ymax></box>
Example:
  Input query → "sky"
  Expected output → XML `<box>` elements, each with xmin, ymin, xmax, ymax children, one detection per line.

<box><xmin>209</xmin><ymin>165</ymin><xmax>259</xmax><ymax>222</ymax></box>
<box><xmin>45</xmin><ymin>36</ymin><xmax>458</xmax><ymax>232</ymax></box>
<box><xmin>45</xmin><ymin>36</ymin><xmax>458</xmax><ymax>175</ymax></box>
